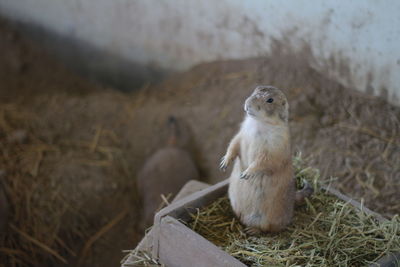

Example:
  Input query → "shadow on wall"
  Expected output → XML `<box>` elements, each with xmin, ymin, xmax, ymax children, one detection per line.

<box><xmin>8</xmin><ymin>19</ymin><xmax>168</xmax><ymax>91</ymax></box>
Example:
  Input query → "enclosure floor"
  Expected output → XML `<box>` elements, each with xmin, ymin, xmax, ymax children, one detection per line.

<box><xmin>0</xmin><ymin>17</ymin><xmax>399</xmax><ymax>267</ymax></box>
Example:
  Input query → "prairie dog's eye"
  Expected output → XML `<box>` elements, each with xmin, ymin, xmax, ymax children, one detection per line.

<box><xmin>266</xmin><ymin>98</ymin><xmax>274</xmax><ymax>103</ymax></box>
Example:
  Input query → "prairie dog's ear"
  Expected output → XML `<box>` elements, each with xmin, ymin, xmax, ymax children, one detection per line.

<box><xmin>166</xmin><ymin>116</ymin><xmax>192</xmax><ymax>148</ymax></box>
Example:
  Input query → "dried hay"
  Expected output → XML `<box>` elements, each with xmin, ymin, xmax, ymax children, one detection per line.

<box><xmin>290</xmin><ymin>84</ymin><xmax>400</xmax><ymax>218</ymax></box>
<box><xmin>186</xmin><ymin>156</ymin><xmax>400</xmax><ymax>267</ymax></box>
<box><xmin>121</xmin><ymin>249</ymin><xmax>163</xmax><ymax>267</ymax></box>
<box><xmin>0</xmin><ymin>103</ymin><xmax>136</xmax><ymax>267</ymax></box>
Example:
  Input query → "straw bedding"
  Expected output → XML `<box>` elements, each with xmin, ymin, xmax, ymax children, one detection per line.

<box><xmin>186</xmin><ymin>157</ymin><xmax>400</xmax><ymax>266</ymax></box>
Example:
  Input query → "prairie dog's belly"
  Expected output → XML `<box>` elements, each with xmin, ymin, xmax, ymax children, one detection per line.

<box><xmin>228</xmin><ymin>160</ymin><xmax>273</xmax><ymax>226</ymax></box>
<box><xmin>240</xmin><ymin>129</ymin><xmax>268</xmax><ymax>168</ymax></box>
<box><xmin>240</xmin><ymin>138</ymin><xmax>261</xmax><ymax>168</ymax></box>
<box><xmin>228</xmin><ymin>162</ymin><xmax>295</xmax><ymax>230</ymax></box>
<box><xmin>240</xmin><ymin>116</ymin><xmax>288</xmax><ymax>168</ymax></box>
<box><xmin>230</xmin><ymin>120</ymin><xmax>273</xmax><ymax>223</ymax></box>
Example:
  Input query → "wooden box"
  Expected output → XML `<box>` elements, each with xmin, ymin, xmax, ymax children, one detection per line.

<box><xmin>149</xmin><ymin>179</ymin><xmax>398</xmax><ymax>267</ymax></box>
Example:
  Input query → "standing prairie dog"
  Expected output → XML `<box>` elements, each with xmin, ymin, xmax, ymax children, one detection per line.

<box><xmin>220</xmin><ymin>85</ymin><xmax>312</xmax><ymax>234</ymax></box>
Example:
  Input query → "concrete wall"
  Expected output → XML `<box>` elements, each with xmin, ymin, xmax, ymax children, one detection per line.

<box><xmin>0</xmin><ymin>0</ymin><xmax>399</xmax><ymax>104</ymax></box>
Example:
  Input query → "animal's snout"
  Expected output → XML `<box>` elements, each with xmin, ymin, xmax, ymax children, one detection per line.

<box><xmin>245</xmin><ymin>95</ymin><xmax>256</xmax><ymax>106</ymax></box>
<box><xmin>244</xmin><ymin>97</ymin><xmax>251</xmax><ymax>111</ymax></box>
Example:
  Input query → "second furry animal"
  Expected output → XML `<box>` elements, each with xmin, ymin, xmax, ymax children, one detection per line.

<box><xmin>137</xmin><ymin>117</ymin><xmax>199</xmax><ymax>228</ymax></box>
<box><xmin>220</xmin><ymin>85</ymin><xmax>312</xmax><ymax>234</ymax></box>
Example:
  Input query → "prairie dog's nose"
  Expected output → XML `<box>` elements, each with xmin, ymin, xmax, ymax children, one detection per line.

<box><xmin>244</xmin><ymin>98</ymin><xmax>250</xmax><ymax>111</ymax></box>
<box><xmin>245</xmin><ymin>96</ymin><xmax>254</xmax><ymax>106</ymax></box>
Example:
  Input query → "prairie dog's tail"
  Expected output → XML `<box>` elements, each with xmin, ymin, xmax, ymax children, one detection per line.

<box><xmin>295</xmin><ymin>180</ymin><xmax>314</xmax><ymax>206</ymax></box>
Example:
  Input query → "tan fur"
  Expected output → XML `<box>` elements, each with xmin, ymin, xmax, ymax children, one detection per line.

<box><xmin>137</xmin><ymin>117</ymin><xmax>199</xmax><ymax>228</ymax></box>
<box><xmin>221</xmin><ymin>85</ymin><xmax>296</xmax><ymax>233</ymax></box>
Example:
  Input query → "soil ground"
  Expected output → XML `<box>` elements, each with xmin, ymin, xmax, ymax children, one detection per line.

<box><xmin>0</xmin><ymin>18</ymin><xmax>399</xmax><ymax>267</ymax></box>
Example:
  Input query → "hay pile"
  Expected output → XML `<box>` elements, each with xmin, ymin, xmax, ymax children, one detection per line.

<box><xmin>0</xmin><ymin>19</ymin><xmax>147</xmax><ymax>267</ymax></box>
<box><xmin>0</xmin><ymin>102</ymin><xmax>139</xmax><ymax>266</ymax></box>
<box><xmin>187</xmin><ymin>158</ymin><xmax>400</xmax><ymax>266</ymax></box>
<box><xmin>0</xmin><ymin>104</ymin><xmax>78</xmax><ymax>266</ymax></box>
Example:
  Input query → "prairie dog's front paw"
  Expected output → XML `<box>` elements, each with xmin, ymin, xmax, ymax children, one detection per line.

<box><xmin>219</xmin><ymin>156</ymin><xmax>230</xmax><ymax>171</ymax></box>
<box><xmin>240</xmin><ymin>170</ymin><xmax>258</xmax><ymax>180</ymax></box>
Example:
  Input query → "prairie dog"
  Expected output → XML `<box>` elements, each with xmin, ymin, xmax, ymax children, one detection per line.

<box><xmin>137</xmin><ymin>117</ymin><xmax>199</xmax><ymax>228</ymax></box>
<box><xmin>220</xmin><ymin>85</ymin><xmax>312</xmax><ymax>234</ymax></box>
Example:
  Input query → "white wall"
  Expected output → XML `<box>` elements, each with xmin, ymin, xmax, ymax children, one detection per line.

<box><xmin>1</xmin><ymin>0</ymin><xmax>399</xmax><ymax>104</ymax></box>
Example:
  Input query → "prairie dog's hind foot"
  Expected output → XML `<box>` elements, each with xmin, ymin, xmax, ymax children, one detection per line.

<box><xmin>295</xmin><ymin>179</ymin><xmax>314</xmax><ymax>206</ymax></box>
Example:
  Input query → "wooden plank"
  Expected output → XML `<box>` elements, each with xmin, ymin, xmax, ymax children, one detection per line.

<box><xmin>152</xmin><ymin>179</ymin><xmax>229</xmax><ymax>258</ymax></box>
<box><xmin>158</xmin><ymin>216</ymin><xmax>245</xmax><ymax>267</ymax></box>
<box><xmin>136</xmin><ymin>180</ymin><xmax>210</xmax><ymax>253</ymax></box>
<box><xmin>154</xmin><ymin>179</ymin><xmax>229</xmax><ymax>223</ymax></box>
<box><xmin>150</xmin><ymin>178</ymin><xmax>395</xmax><ymax>266</ymax></box>
<box><xmin>369</xmin><ymin>252</ymin><xmax>400</xmax><ymax>267</ymax></box>
<box><xmin>172</xmin><ymin>180</ymin><xmax>210</xmax><ymax>203</ymax></box>
<box><xmin>122</xmin><ymin>180</ymin><xmax>211</xmax><ymax>267</ymax></box>
<box><xmin>322</xmin><ymin>185</ymin><xmax>387</xmax><ymax>222</ymax></box>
